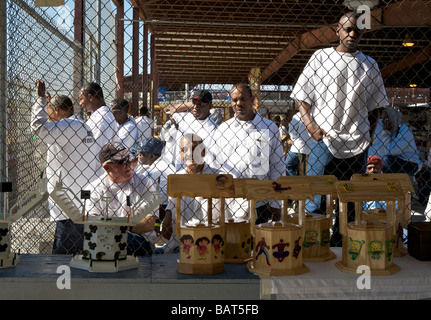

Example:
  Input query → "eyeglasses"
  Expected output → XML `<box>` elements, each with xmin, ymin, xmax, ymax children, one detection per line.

<box><xmin>108</xmin><ymin>157</ymin><xmax>137</xmax><ymax>166</ymax></box>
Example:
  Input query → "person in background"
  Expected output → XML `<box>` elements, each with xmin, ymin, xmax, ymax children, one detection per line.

<box><xmin>382</xmin><ymin>108</ymin><xmax>423</xmax><ymax>177</ymax></box>
<box><xmin>135</xmin><ymin>105</ymin><xmax>154</xmax><ymax>145</ymax></box>
<box><xmin>85</xmin><ymin>142</ymin><xmax>168</xmax><ymax>256</ymax></box>
<box><xmin>290</xmin><ymin>12</ymin><xmax>388</xmax><ymax>245</ymax></box>
<box><xmin>79</xmin><ymin>82</ymin><xmax>117</xmax><ymax>176</ymax></box>
<box><xmin>31</xmin><ymin>80</ymin><xmax>97</xmax><ymax>254</ymax></box>
<box><xmin>285</xmin><ymin>112</ymin><xmax>313</xmax><ymax>176</ymax></box>
<box><xmin>111</xmin><ymin>98</ymin><xmax>139</xmax><ymax>150</ymax></box>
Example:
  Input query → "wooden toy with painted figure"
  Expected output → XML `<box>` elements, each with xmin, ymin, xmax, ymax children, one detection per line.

<box><xmin>334</xmin><ymin>180</ymin><xmax>404</xmax><ymax>275</ymax></box>
<box><xmin>167</xmin><ymin>174</ymin><xmax>235</xmax><ymax>275</ymax></box>
<box><xmin>277</xmin><ymin>175</ymin><xmax>338</xmax><ymax>262</ymax></box>
<box><xmin>244</xmin><ymin>178</ymin><xmax>313</xmax><ymax>276</ymax></box>
<box><xmin>351</xmin><ymin>173</ymin><xmax>414</xmax><ymax>257</ymax></box>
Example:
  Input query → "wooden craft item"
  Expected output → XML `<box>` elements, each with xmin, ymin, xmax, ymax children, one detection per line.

<box><xmin>167</xmin><ymin>174</ymin><xmax>235</xmax><ymax>274</ymax></box>
<box><xmin>334</xmin><ymin>180</ymin><xmax>404</xmax><ymax>275</ymax></box>
<box><xmin>351</xmin><ymin>173</ymin><xmax>413</xmax><ymax>257</ymax></box>
<box><xmin>244</xmin><ymin>178</ymin><xmax>313</xmax><ymax>276</ymax></box>
<box><xmin>278</xmin><ymin>175</ymin><xmax>337</xmax><ymax>261</ymax></box>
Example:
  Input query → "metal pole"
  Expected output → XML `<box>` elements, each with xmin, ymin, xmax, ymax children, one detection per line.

<box><xmin>0</xmin><ymin>0</ymin><xmax>7</xmax><ymax>212</ymax></box>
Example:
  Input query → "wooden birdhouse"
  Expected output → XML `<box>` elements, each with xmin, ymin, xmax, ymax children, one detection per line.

<box><xmin>1</xmin><ymin>177</ymin><xmax>49</xmax><ymax>268</ymax></box>
<box><xmin>335</xmin><ymin>180</ymin><xmax>404</xmax><ymax>275</ymax></box>
<box><xmin>167</xmin><ymin>174</ymin><xmax>235</xmax><ymax>275</ymax></box>
<box><xmin>244</xmin><ymin>178</ymin><xmax>313</xmax><ymax>276</ymax></box>
<box><xmin>350</xmin><ymin>173</ymin><xmax>414</xmax><ymax>257</ymax></box>
<box><xmin>277</xmin><ymin>175</ymin><xmax>338</xmax><ymax>262</ymax></box>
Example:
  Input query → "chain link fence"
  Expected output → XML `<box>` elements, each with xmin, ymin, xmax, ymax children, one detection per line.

<box><xmin>1</xmin><ymin>0</ymin><xmax>430</xmax><ymax>257</ymax></box>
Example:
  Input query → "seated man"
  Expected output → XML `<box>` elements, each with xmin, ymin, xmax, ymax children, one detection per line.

<box><xmin>85</xmin><ymin>141</ymin><xmax>169</xmax><ymax>256</ymax></box>
<box><xmin>163</xmin><ymin>133</ymin><xmax>222</xmax><ymax>253</ymax></box>
<box><xmin>363</xmin><ymin>155</ymin><xmax>386</xmax><ymax>211</ymax></box>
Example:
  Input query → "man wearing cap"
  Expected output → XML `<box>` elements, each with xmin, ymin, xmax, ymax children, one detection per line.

<box><xmin>85</xmin><ymin>141</ymin><xmax>167</xmax><ymax>256</ymax></box>
<box><xmin>166</xmin><ymin>89</ymin><xmax>218</xmax><ymax>167</ymax></box>
<box><xmin>363</xmin><ymin>156</ymin><xmax>387</xmax><ymax>211</ymax></box>
<box><xmin>136</xmin><ymin>137</ymin><xmax>173</xmax><ymax>210</ymax></box>
<box><xmin>366</xmin><ymin>155</ymin><xmax>383</xmax><ymax>175</ymax></box>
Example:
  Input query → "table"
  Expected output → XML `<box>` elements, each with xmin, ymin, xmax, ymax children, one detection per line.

<box><xmin>260</xmin><ymin>247</ymin><xmax>431</xmax><ymax>300</ymax></box>
<box><xmin>0</xmin><ymin>254</ymin><xmax>260</xmax><ymax>300</ymax></box>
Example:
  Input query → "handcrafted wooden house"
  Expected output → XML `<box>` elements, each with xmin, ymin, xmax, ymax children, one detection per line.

<box><xmin>351</xmin><ymin>173</ymin><xmax>414</xmax><ymax>257</ymax></box>
<box><xmin>277</xmin><ymin>175</ymin><xmax>338</xmax><ymax>262</ymax></box>
<box><xmin>335</xmin><ymin>180</ymin><xmax>404</xmax><ymax>275</ymax></box>
<box><xmin>50</xmin><ymin>179</ymin><xmax>162</xmax><ymax>273</ymax></box>
<box><xmin>244</xmin><ymin>178</ymin><xmax>313</xmax><ymax>276</ymax></box>
<box><xmin>1</xmin><ymin>178</ymin><xmax>48</xmax><ymax>268</ymax></box>
<box><xmin>167</xmin><ymin>174</ymin><xmax>235</xmax><ymax>274</ymax></box>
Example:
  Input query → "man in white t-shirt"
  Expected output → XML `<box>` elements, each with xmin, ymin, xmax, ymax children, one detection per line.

<box><xmin>291</xmin><ymin>12</ymin><xmax>389</xmax><ymax>245</ymax></box>
<box><xmin>110</xmin><ymin>98</ymin><xmax>139</xmax><ymax>150</ymax></box>
<box><xmin>79</xmin><ymin>82</ymin><xmax>118</xmax><ymax>177</ymax></box>
<box><xmin>135</xmin><ymin>106</ymin><xmax>154</xmax><ymax>145</ymax></box>
<box><xmin>31</xmin><ymin>80</ymin><xmax>98</xmax><ymax>254</ymax></box>
<box><xmin>212</xmin><ymin>83</ymin><xmax>285</xmax><ymax>223</ymax></box>
<box><xmin>168</xmin><ymin>89</ymin><xmax>218</xmax><ymax>167</ymax></box>
<box><xmin>85</xmin><ymin>142</ymin><xmax>164</xmax><ymax>256</ymax></box>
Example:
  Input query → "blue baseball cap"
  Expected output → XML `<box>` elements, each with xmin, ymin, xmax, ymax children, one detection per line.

<box><xmin>141</xmin><ymin>137</ymin><xmax>164</xmax><ymax>155</ymax></box>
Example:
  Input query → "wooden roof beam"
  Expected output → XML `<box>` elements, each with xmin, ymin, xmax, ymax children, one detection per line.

<box><xmin>380</xmin><ymin>45</ymin><xmax>431</xmax><ymax>78</ymax></box>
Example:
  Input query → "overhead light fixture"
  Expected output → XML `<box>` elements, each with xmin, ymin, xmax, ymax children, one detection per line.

<box><xmin>409</xmin><ymin>83</ymin><xmax>417</xmax><ymax>88</ymax></box>
<box><xmin>343</xmin><ymin>0</ymin><xmax>379</xmax><ymax>10</ymax></box>
<box><xmin>402</xmin><ymin>34</ymin><xmax>415</xmax><ymax>47</ymax></box>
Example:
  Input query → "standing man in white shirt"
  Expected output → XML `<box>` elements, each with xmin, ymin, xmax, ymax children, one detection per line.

<box><xmin>169</xmin><ymin>89</ymin><xmax>218</xmax><ymax>168</ymax></box>
<box><xmin>31</xmin><ymin>80</ymin><xmax>98</xmax><ymax>254</ymax></box>
<box><xmin>135</xmin><ymin>106</ymin><xmax>154</xmax><ymax>145</ymax></box>
<box><xmin>110</xmin><ymin>98</ymin><xmax>140</xmax><ymax>150</ymax></box>
<box><xmin>79</xmin><ymin>82</ymin><xmax>118</xmax><ymax>176</ymax></box>
<box><xmin>212</xmin><ymin>83</ymin><xmax>285</xmax><ymax>224</ymax></box>
<box><xmin>291</xmin><ymin>12</ymin><xmax>389</xmax><ymax>245</ymax></box>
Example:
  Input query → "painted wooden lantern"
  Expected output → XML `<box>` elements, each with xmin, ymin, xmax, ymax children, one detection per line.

<box><xmin>50</xmin><ymin>179</ymin><xmax>162</xmax><ymax>272</ymax></box>
<box><xmin>335</xmin><ymin>180</ymin><xmax>404</xmax><ymax>275</ymax></box>
<box><xmin>351</xmin><ymin>173</ymin><xmax>413</xmax><ymax>257</ymax></box>
<box><xmin>244</xmin><ymin>178</ymin><xmax>313</xmax><ymax>276</ymax></box>
<box><xmin>222</xmin><ymin>178</ymin><xmax>256</xmax><ymax>264</ymax></box>
<box><xmin>1</xmin><ymin>178</ymin><xmax>49</xmax><ymax>268</ymax></box>
<box><xmin>167</xmin><ymin>174</ymin><xmax>235</xmax><ymax>275</ymax></box>
<box><xmin>277</xmin><ymin>175</ymin><xmax>338</xmax><ymax>262</ymax></box>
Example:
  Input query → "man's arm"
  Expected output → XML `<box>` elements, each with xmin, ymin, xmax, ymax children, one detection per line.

<box><xmin>368</xmin><ymin>108</ymin><xmax>380</xmax><ymax>144</ymax></box>
<box><xmin>298</xmin><ymin>101</ymin><xmax>327</xmax><ymax>141</ymax></box>
<box><xmin>130</xmin><ymin>215</ymin><xmax>158</xmax><ymax>234</ymax></box>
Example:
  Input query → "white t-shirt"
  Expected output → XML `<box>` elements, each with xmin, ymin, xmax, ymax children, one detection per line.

<box><xmin>171</xmin><ymin>111</ymin><xmax>218</xmax><ymax>166</ymax></box>
<box><xmin>291</xmin><ymin>47</ymin><xmax>389</xmax><ymax>159</ymax></box>
<box><xmin>113</xmin><ymin>116</ymin><xmax>139</xmax><ymax>150</ymax></box>
<box><xmin>212</xmin><ymin>112</ymin><xmax>285</xmax><ymax>218</ymax></box>
<box><xmin>85</xmin><ymin>171</ymin><xmax>158</xmax><ymax>219</ymax></box>
<box><xmin>30</xmin><ymin>97</ymin><xmax>98</xmax><ymax>220</ymax></box>
<box><xmin>135</xmin><ymin>116</ymin><xmax>154</xmax><ymax>144</ymax></box>
<box><xmin>86</xmin><ymin>106</ymin><xmax>118</xmax><ymax>175</ymax></box>
<box><xmin>288</xmin><ymin>112</ymin><xmax>313</xmax><ymax>155</ymax></box>
<box><xmin>135</xmin><ymin>157</ymin><xmax>175</xmax><ymax>206</ymax></box>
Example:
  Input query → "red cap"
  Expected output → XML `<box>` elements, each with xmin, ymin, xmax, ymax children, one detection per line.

<box><xmin>367</xmin><ymin>155</ymin><xmax>382</xmax><ymax>168</ymax></box>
